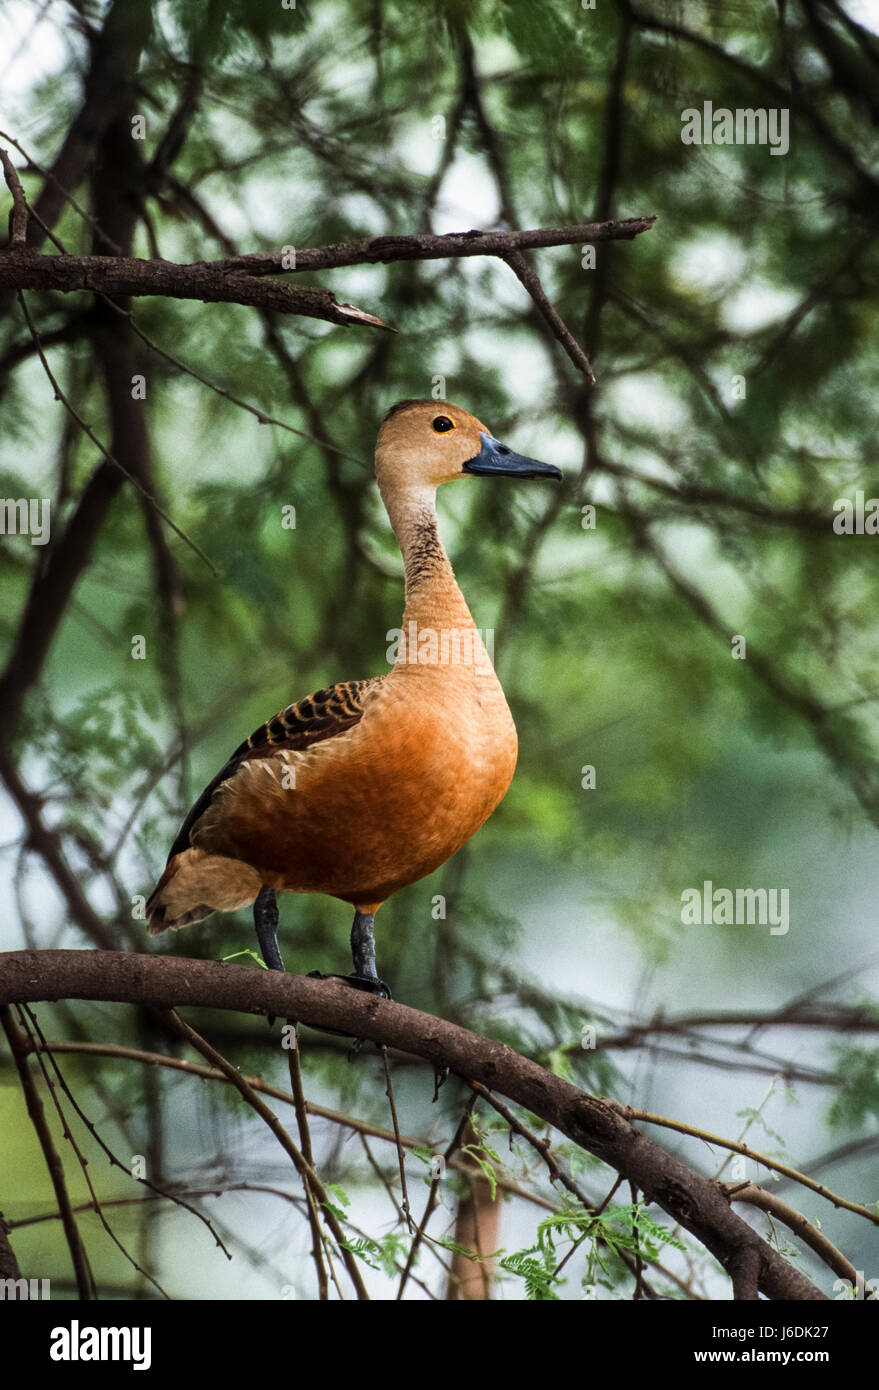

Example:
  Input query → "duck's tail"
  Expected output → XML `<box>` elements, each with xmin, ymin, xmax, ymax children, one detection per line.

<box><xmin>146</xmin><ymin>848</ymin><xmax>263</xmax><ymax>933</ymax></box>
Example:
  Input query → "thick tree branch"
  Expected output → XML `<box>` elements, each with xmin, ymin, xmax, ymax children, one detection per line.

<box><xmin>0</xmin><ymin>249</ymin><xmax>394</xmax><ymax>328</ymax></box>
<box><xmin>0</xmin><ymin>218</ymin><xmax>654</xmax><ymax>326</ymax></box>
<box><xmin>0</xmin><ymin>949</ymin><xmax>828</xmax><ymax>1300</ymax></box>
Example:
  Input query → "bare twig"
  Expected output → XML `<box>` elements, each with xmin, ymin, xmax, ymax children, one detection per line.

<box><xmin>0</xmin><ymin>148</ymin><xmax>28</xmax><ymax>245</ymax></box>
<box><xmin>195</xmin><ymin>218</ymin><xmax>657</xmax><ymax>277</ymax></box>
<box><xmin>15</xmin><ymin>1004</ymin><xmax>232</xmax><ymax>1258</ymax></box>
<box><xmin>284</xmin><ymin>1021</ymin><xmax>329</xmax><ymax>1299</ymax></box>
<box><xmin>503</xmin><ymin>250</ymin><xmax>596</xmax><ymax>385</ymax></box>
<box><xmin>30</xmin><ymin>1036</ymin><xmax>552</xmax><ymax>1210</ymax></box>
<box><xmin>0</xmin><ymin>1006</ymin><xmax>93</xmax><ymax>1298</ymax></box>
<box><xmin>381</xmin><ymin>1046</ymin><xmax>413</xmax><ymax>1231</ymax></box>
<box><xmin>615</xmin><ymin>1102</ymin><xmax>879</xmax><ymax>1226</ymax></box>
<box><xmin>0</xmin><ymin>247</ymin><xmax>395</xmax><ymax>328</ymax></box>
<box><xmin>18</xmin><ymin>1006</ymin><xmax>169</xmax><ymax>1298</ymax></box>
<box><xmin>469</xmin><ymin>1079</ymin><xmax>596</xmax><ymax>1211</ymax></box>
<box><xmin>162</xmin><ymin>1008</ymin><xmax>369</xmax><ymax>1300</ymax></box>
<box><xmin>0</xmin><ymin>221</ymin><xmax>655</xmax><ymax>322</ymax></box>
<box><xmin>15</xmin><ymin>291</ymin><xmax>219</xmax><ymax>575</ymax></box>
<box><xmin>397</xmin><ymin>1096</ymin><xmax>477</xmax><ymax>1299</ymax></box>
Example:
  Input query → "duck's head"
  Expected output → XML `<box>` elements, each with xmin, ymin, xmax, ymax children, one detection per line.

<box><xmin>375</xmin><ymin>399</ymin><xmax>561</xmax><ymax>494</ymax></box>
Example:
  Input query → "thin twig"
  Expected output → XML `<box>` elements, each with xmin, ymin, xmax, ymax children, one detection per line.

<box><xmin>20</xmin><ymin>1006</ymin><xmax>232</xmax><ymax>1258</ymax></box>
<box><xmin>397</xmin><ymin>1094</ymin><xmax>477</xmax><ymax>1300</ymax></box>
<box><xmin>503</xmin><ymin>250</ymin><xmax>596</xmax><ymax>385</ymax></box>
<box><xmin>214</xmin><ymin>218</ymin><xmax>658</xmax><ymax>276</ymax></box>
<box><xmin>358</xmin><ymin>1132</ymin><xmax>406</xmax><ymax>1225</ymax></box>
<box><xmin>0</xmin><ymin>128</ymin><xmax>122</xmax><ymax>252</ymax></box>
<box><xmin>164</xmin><ymin>1009</ymin><xmax>370</xmax><ymax>1300</ymax></box>
<box><xmin>18</xmin><ymin>1006</ymin><xmax>170</xmax><ymax>1299</ymax></box>
<box><xmin>469</xmin><ymin>1080</ymin><xmax>596</xmax><ymax>1211</ymax></box>
<box><xmin>15</xmin><ymin>291</ymin><xmax>220</xmax><ymax>576</ymax></box>
<box><xmin>381</xmin><ymin>1045</ymin><xmax>413</xmax><ymax>1231</ymax></box>
<box><xmin>126</xmin><ymin>316</ymin><xmax>368</xmax><ymax>465</ymax></box>
<box><xmin>33</xmin><ymin>1036</ymin><xmax>552</xmax><ymax>1210</ymax></box>
<box><xmin>0</xmin><ymin>1006</ymin><xmax>93</xmax><ymax>1298</ymax></box>
<box><xmin>284</xmin><ymin>1020</ymin><xmax>329</xmax><ymax>1299</ymax></box>
<box><xmin>617</xmin><ymin>1103</ymin><xmax>879</xmax><ymax>1226</ymax></box>
<box><xmin>0</xmin><ymin>148</ymin><xmax>28</xmax><ymax>245</ymax></box>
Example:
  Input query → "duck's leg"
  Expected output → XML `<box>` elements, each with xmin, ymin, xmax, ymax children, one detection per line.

<box><xmin>348</xmin><ymin>911</ymin><xmax>391</xmax><ymax>997</ymax></box>
<box><xmin>254</xmin><ymin>885</ymin><xmax>285</xmax><ymax>972</ymax></box>
<box><xmin>307</xmin><ymin>910</ymin><xmax>391</xmax><ymax>998</ymax></box>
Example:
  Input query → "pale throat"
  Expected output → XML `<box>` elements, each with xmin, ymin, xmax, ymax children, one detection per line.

<box><xmin>379</xmin><ymin>480</ymin><xmax>476</xmax><ymax>630</ymax></box>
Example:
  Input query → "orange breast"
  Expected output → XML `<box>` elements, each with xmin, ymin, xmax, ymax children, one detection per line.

<box><xmin>191</xmin><ymin>671</ymin><xmax>517</xmax><ymax>909</ymax></box>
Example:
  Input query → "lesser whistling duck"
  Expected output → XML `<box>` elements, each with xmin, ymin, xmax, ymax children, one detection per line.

<box><xmin>146</xmin><ymin>400</ymin><xmax>561</xmax><ymax>994</ymax></box>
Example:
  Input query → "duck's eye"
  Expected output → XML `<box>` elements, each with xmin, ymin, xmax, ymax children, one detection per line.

<box><xmin>432</xmin><ymin>416</ymin><xmax>455</xmax><ymax>432</ymax></box>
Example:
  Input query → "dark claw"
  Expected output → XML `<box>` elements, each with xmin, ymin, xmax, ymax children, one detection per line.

<box><xmin>307</xmin><ymin>969</ymin><xmax>392</xmax><ymax>1000</ymax></box>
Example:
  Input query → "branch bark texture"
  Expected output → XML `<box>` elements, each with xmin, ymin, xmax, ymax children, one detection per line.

<box><xmin>0</xmin><ymin>949</ymin><xmax>827</xmax><ymax>1301</ymax></box>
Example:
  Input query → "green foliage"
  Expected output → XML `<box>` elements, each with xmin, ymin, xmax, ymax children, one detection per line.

<box><xmin>460</xmin><ymin>1140</ymin><xmax>501</xmax><ymax>1200</ymax></box>
<box><xmin>339</xmin><ymin>1230</ymin><xmax>410</xmax><ymax>1277</ymax></box>
<box><xmin>828</xmin><ymin>1046</ymin><xmax>879</xmax><ymax>1129</ymax></box>
<box><xmin>221</xmin><ymin>948</ymin><xmax>268</xmax><ymax>968</ymax></box>
<box><xmin>2</xmin><ymin>0</ymin><xmax>878</xmax><ymax>1300</ymax></box>
<box><xmin>499</xmin><ymin>1202</ymin><xmax>685</xmax><ymax>1299</ymax></box>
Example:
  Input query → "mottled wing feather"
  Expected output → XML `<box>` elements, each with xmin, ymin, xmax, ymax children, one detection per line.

<box><xmin>167</xmin><ymin>678</ymin><xmax>381</xmax><ymax>859</ymax></box>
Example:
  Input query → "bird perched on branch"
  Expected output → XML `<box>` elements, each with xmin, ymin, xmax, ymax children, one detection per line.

<box><xmin>147</xmin><ymin>400</ymin><xmax>561</xmax><ymax>994</ymax></box>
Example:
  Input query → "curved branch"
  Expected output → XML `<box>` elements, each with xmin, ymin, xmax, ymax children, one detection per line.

<box><xmin>0</xmin><ymin>948</ymin><xmax>827</xmax><ymax>1300</ymax></box>
<box><xmin>617</xmin><ymin>1105</ymin><xmax>878</xmax><ymax>1226</ymax></box>
<box><xmin>722</xmin><ymin>1181</ymin><xmax>867</xmax><ymax>1292</ymax></box>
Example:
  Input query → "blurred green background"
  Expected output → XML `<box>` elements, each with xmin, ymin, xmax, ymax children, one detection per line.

<box><xmin>0</xmin><ymin>0</ymin><xmax>877</xmax><ymax>1299</ymax></box>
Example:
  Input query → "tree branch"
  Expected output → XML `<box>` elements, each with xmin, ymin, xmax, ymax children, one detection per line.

<box><xmin>722</xmin><ymin>1181</ymin><xmax>869</xmax><ymax>1292</ymax></box>
<box><xmin>616</xmin><ymin>1104</ymin><xmax>878</xmax><ymax>1226</ymax></box>
<box><xmin>0</xmin><ymin>949</ymin><xmax>828</xmax><ymax>1300</ymax></box>
<box><xmin>215</xmin><ymin>218</ymin><xmax>657</xmax><ymax>275</ymax></box>
<box><xmin>0</xmin><ymin>248</ymin><xmax>394</xmax><ymax>328</ymax></box>
<box><xmin>0</xmin><ymin>218</ymin><xmax>654</xmax><ymax>327</ymax></box>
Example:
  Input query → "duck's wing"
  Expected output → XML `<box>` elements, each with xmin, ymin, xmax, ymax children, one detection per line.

<box><xmin>166</xmin><ymin>678</ymin><xmax>383</xmax><ymax>860</ymax></box>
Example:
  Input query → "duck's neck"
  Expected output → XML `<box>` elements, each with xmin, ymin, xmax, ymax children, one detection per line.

<box><xmin>380</xmin><ymin>482</ymin><xmax>475</xmax><ymax>631</ymax></box>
